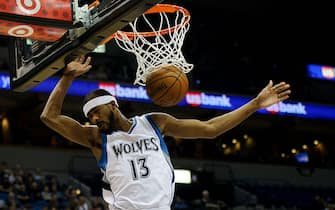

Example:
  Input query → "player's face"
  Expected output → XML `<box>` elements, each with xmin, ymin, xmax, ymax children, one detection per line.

<box><xmin>88</xmin><ymin>104</ymin><xmax>115</xmax><ymax>134</ymax></box>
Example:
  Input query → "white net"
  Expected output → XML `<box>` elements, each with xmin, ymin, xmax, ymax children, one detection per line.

<box><xmin>114</xmin><ymin>5</ymin><xmax>193</xmax><ymax>86</ymax></box>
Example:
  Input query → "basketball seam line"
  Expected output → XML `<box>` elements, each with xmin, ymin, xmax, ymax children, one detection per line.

<box><xmin>155</xmin><ymin>71</ymin><xmax>182</xmax><ymax>103</ymax></box>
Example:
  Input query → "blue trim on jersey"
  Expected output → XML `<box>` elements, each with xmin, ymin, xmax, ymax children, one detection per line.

<box><xmin>128</xmin><ymin>117</ymin><xmax>137</xmax><ymax>134</ymax></box>
<box><xmin>145</xmin><ymin>115</ymin><xmax>170</xmax><ymax>156</ymax></box>
<box><xmin>98</xmin><ymin>134</ymin><xmax>108</xmax><ymax>171</ymax></box>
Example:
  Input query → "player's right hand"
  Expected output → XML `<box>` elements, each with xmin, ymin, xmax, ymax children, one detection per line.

<box><xmin>64</xmin><ymin>55</ymin><xmax>92</xmax><ymax>77</ymax></box>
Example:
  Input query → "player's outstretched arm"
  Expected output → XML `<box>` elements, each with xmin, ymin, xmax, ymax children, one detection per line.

<box><xmin>151</xmin><ymin>80</ymin><xmax>291</xmax><ymax>139</ymax></box>
<box><xmin>40</xmin><ymin>56</ymin><xmax>97</xmax><ymax>148</ymax></box>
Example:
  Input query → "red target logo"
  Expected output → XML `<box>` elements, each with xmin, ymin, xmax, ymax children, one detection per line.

<box><xmin>8</xmin><ymin>25</ymin><xmax>34</xmax><ymax>38</ymax></box>
<box><xmin>16</xmin><ymin>0</ymin><xmax>41</xmax><ymax>15</ymax></box>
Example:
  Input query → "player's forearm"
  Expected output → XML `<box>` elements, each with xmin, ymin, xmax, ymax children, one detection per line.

<box><xmin>208</xmin><ymin>98</ymin><xmax>260</xmax><ymax>136</ymax></box>
<box><xmin>40</xmin><ymin>75</ymin><xmax>75</xmax><ymax>119</ymax></box>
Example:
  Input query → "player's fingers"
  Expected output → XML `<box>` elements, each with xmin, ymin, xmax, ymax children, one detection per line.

<box><xmin>278</xmin><ymin>84</ymin><xmax>290</xmax><ymax>93</ymax></box>
<box><xmin>272</xmin><ymin>82</ymin><xmax>289</xmax><ymax>92</ymax></box>
<box><xmin>84</xmin><ymin>56</ymin><xmax>91</xmax><ymax>66</ymax></box>
<box><xmin>279</xmin><ymin>94</ymin><xmax>289</xmax><ymax>101</ymax></box>
<box><xmin>83</xmin><ymin>65</ymin><xmax>92</xmax><ymax>72</ymax></box>
<box><xmin>266</xmin><ymin>80</ymin><xmax>273</xmax><ymax>89</ymax></box>
<box><xmin>78</xmin><ymin>55</ymin><xmax>85</xmax><ymax>63</ymax></box>
<box><xmin>278</xmin><ymin>90</ymin><xmax>291</xmax><ymax>98</ymax></box>
<box><xmin>271</xmin><ymin>82</ymin><xmax>285</xmax><ymax>90</ymax></box>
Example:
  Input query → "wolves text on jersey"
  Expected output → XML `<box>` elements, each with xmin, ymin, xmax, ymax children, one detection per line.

<box><xmin>112</xmin><ymin>137</ymin><xmax>159</xmax><ymax>158</ymax></box>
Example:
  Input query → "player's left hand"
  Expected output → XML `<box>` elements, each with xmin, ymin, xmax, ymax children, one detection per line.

<box><xmin>255</xmin><ymin>80</ymin><xmax>291</xmax><ymax>109</ymax></box>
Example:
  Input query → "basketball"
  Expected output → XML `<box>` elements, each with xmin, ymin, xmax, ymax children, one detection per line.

<box><xmin>146</xmin><ymin>65</ymin><xmax>189</xmax><ymax>107</ymax></box>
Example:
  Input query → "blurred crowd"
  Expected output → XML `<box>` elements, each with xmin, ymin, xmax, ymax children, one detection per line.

<box><xmin>0</xmin><ymin>161</ymin><xmax>106</xmax><ymax>210</ymax></box>
<box><xmin>1</xmin><ymin>160</ymin><xmax>335</xmax><ymax>210</ymax></box>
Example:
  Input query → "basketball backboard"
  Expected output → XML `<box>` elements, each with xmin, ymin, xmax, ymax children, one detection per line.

<box><xmin>2</xmin><ymin>0</ymin><xmax>163</xmax><ymax>92</ymax></box>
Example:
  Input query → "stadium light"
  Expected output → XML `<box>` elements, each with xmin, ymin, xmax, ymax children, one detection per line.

<box><xmin>174</xmin><ymin>169</ymin><xmax>191</xmax><ymax>184</ymax></box>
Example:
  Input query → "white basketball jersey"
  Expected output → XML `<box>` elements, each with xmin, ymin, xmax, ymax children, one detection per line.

<box><xmin>98</xmin><ymin>114</ymin><xmax>175</xmax><ymax>210</ymax></box>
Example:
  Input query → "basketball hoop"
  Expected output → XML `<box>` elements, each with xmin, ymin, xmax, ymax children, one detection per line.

<box><xmin>105</xmin><ymin>4</ymin><xmax>193</xmax><ymax>86</ymax></box>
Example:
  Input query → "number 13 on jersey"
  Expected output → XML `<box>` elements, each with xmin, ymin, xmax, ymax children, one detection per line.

<box><xmin>128</xmin><ymin>157</ymin><xmax>151</xmax><ymax>180</ymax></box>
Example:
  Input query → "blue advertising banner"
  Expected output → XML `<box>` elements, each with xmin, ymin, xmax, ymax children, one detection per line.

<box><xmin>2</xmin><ymin>72</ymin><xmax>335</xmax><ymax>120</ymax></box>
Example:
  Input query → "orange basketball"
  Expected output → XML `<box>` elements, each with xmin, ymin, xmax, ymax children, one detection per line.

<box><xmin>146</xmin><ymin>65</ymin><xmax>189</xmax><ymax>107</ymax></box>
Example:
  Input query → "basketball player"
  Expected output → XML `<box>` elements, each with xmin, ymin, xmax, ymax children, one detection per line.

<box><xmin>40</xmin><ymin>55</ymin><xmax>291</xmax><ymax>210</ymax></box>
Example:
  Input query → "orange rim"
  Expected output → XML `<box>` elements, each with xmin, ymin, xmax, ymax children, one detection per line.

<box><xmin>89</xmin><ymin>0</ymin><xmax>100</xmax><ymax>9</ymax></box>
<box><xmin>100</xmin><ymin>4</ymin><xmax>190</xmax><ymax>44</ymax></box>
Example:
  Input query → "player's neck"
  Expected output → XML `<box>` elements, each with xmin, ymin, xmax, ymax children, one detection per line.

<box><xmin>115</xmin><ymin>113</ymin><xmax>133</xmax><ymax>132</ymax></box>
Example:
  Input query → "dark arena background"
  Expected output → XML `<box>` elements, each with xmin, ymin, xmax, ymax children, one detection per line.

<box><xmin>0</xmin><ymin>0</ymin><xmax>335</xmax><ymax>209</ymax></box>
